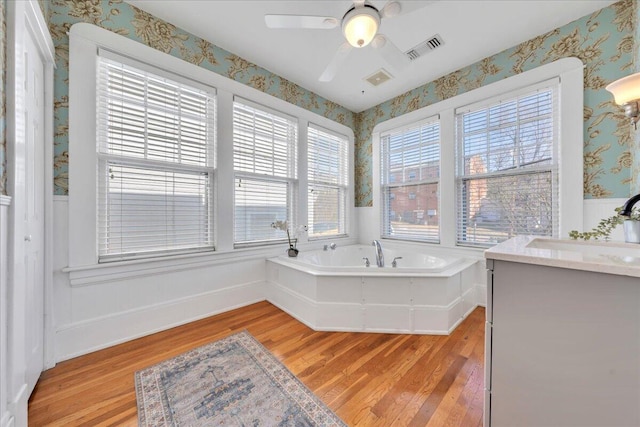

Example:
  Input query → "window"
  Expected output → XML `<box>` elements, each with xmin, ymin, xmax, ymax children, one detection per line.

<box><xmin>381</xmin><ymin>119</ymin><xmax>440</xmax><ymax>242</ymax></box>
<box><xmin>96</xmin><ymin>52</ymin><xmax>216</xmax><ymax>261</ymax></box>
<box><xmin>233</xmin><ymin>99</ymin><xmax>298</xmax><ymax>247</ymax></box>
<box><xmin>70</xmin><ymin>26</ymin><xmax>355</xmax><ymax>276</ymax></box>
<box><xmin>307</xmin><ymin>125</ymin><xmax>349</xmax><ymax>238</ymax></box>
<box><xmin>456</xmin><ymin>81</ymin><xmax>558</xmax><ymax>246</ymax></box>
<box><xmin>375</xmin><ymin>60</ymin><xmax>583</xmax><ymax>251</ymax></box>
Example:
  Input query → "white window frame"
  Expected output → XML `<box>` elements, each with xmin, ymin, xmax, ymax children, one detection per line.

<box><xmin>67</xmin><ymin>23</ymin><xmax>354</xmax><ymax>281</ymax></box>
<box><xmin>372</xmin><ymin>58</ymin><xmax>583</xmax><ymax>250</ymax></box>
<box><xmin>232</xmin><ymin>98</ymin><xmax>298</xmax><ymax>248</ymax></box>
<box><xmin>380</xmin><ymin>117</ymin><xmax>441</xmax><ymax>243</ymax></box>
<box><xmin>455</xmin><ymin>79</ymin><xmax>559</xmax><ymax>247</ymax></box>
<box><xmin>307</xmin><ymin>124</ymin><xmax>350</xmax><ymax>240</ymax></box>
<box><xmin>95</xmin><ymin>51</ymin><xmax>217</xmax><ymax>262</ymax></box>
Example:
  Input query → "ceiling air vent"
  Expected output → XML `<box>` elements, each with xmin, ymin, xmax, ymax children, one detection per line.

<box><xmin>365</xmin><ymin>69</ymin><xmax>393</xmax><ymax>87</ymax></box>
<box><xmin>405</xmin><ymin>34</ymin><xmax>444</xmax><ymax>61</ymax></box>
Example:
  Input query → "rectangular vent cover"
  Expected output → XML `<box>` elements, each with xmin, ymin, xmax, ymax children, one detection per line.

<box><xmin>365</xmin><ymin>69</ymin><xmax>393</xmax><ymax>87</ymax></box>
<box><xmin>405</xmin><ymin>34</ymin><xmax>444</xmax><ymax>61</ymax></box>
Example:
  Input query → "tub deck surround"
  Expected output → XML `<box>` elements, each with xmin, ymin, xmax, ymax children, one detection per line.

<box><xmin>266</xmin><ymin>244</ymin><xmax>482</xmax><ymax>335</ymax></box>
<box><xmin>278</xmin><ymin>244</ymin><xmax>468</xmax><ymax>275</ymax></box>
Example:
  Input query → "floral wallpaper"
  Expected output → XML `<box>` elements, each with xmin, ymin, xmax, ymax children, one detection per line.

<box><xmin>1</xmin><ymin>0</ymin><xmax>636</xmax><ymax>202</ymax></box>
<box><xmin>354</xmin><ymin>0</ymin><xmax>636</xmax><ymax>206</ymax></box>
<box><xmin>634</xmin><ymin>0</ymin><xmax>640</xmax><ymax>193</ymax></box>
<box><xmin>37</xmin><ymin>0</ymin><xmax>49</xmax><ymax>22</ymax></box>
<box><xmin>0</xmin><ymin>0</ymin><xmax>6</xmax><ymax>196</ymax></box>
<box><xmin>48</xmin><ymin>0</ymin><xmax>355</xmax><ymax>195</ymax></box>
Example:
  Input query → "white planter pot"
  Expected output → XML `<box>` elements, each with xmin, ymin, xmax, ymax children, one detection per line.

<box><xmin>623</xmin><ymin>220</ymin><xmax>640</xmax><ymax>243</ymax></box>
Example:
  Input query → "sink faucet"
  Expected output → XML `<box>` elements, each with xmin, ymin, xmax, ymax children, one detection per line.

<box><xmin>620</xmin><ymin>193</ymin><xmax>640</xmax><ymax>217</ymax></box>
<box><xmin>372</xmin><ymin>240</ymin><xmax>384</xmax><ymax>267</ymax></box>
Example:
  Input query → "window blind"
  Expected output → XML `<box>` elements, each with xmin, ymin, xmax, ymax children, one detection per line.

<box><xmin>381</xmin><ymin>119</ymin><xmax>440</xmax><ymax>242</ymax></box>
<box><xmin>97</xmin><ymin>54</ymin><xmax>216</xmax><ymax>261</ymax></box>
<box><xmin>455</xmin><ymin>82</ymin><xmax>558</xmax><ymax>247</ymax></box>
<box><xmin>307</xmin><ymin>125</ymin><xmax>348</xmax><ymax>238</ymax></box>
<box><xmin>233</xmin><ymin>99</ymin><xmax>298</xmax><ymax>247</ymax></box>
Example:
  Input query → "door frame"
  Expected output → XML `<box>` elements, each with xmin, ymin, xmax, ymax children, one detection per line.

<box><xmin>22</xmin><ymin>0</ymin><xmax>56</xmax><ymax>373</ymax></box>
<box><xmin>5</xmin><ymin>0</ymin><xmax>55</xmax><ymax>416</ymax></box>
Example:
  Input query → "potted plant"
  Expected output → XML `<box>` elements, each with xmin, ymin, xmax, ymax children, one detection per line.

<box><xmin>271</xmin><ymin>220</ymin><xmax>298</xmax><ymax>256</ymax></box>
<box><xmin>569</xmin><ymin>207</ymin><xmax>640</xmax><ymax>243</ymax></box>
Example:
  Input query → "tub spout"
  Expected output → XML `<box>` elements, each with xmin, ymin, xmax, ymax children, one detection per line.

<box><xmin>620</xmin><ymin>193</ymin><xmax>640</xmax><ymax>217</ymax></box>
<box><xmin>372</xmin><ymin>240</ymin><xmax>384</xmax><ymax>267</ymax></box>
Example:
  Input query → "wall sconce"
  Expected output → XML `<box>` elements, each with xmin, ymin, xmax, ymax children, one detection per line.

<box><xmin>342</xmin><ymin>5</ymin><xmax>380</xmax><ymax>48</ymax></box>
<box><xmin>606</xmin><ymin>72</ymin><xmax>640</xmax><ymax>128</ymax></box>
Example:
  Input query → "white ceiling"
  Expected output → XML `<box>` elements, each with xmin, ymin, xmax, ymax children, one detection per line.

<box><xmin>126</xmin><ymin>0</ymin><xmax>616</xmax><ymax>113</ymax></box>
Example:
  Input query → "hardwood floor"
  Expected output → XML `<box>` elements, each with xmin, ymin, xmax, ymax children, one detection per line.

<box><xmin>28</xmin><ymin>302</ymin><xmax>485</xmax><ymax>426</ymax></box>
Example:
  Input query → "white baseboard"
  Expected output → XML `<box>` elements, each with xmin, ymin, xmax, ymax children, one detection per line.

<box><xmin>475</xmin><ymin>283</ymin><xmax>487</xmax><ymax>307</ymax></box>
<box><xmin>0</xmin><ymin>414</ymin><xmax>13</xmax><ymax>427</ymax></box>
<box><xmin>6</xmin><ymin>384</ymin><xmax>27</xmax><ymax>427</ymax></box>
<box><xmin>55</xmin><ymin>281</ymin><xmax>266</xmax><ymax>361</ymax></box>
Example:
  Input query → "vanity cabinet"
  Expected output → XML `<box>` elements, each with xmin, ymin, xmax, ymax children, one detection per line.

<box><xmin>484</xmin><ymin>258</ymin><xmax>640</xmax><ymax>427</ymax></box>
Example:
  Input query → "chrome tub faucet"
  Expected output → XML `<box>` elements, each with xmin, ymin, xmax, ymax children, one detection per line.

<box><xmin>372</xmin><ymin>240</ymin><xmax>384</xmax><ymax>267</ymax></box>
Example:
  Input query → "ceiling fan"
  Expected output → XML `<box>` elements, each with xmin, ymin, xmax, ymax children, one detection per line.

<box><xmin>265</xmin><ymin>0</ymin><xmax>410</xmax><ymax>82</ymax></box>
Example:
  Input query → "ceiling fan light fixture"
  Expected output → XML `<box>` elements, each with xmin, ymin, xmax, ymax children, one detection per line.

<box><xmin>342</xmin><ymin>6</ymin><xmax>380</xmax><ymax>48</ymax></box>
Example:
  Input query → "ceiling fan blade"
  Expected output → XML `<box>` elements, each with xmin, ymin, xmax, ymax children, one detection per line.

<box><xmin>372</xmin><ymin>34</ymin><xmax>410</xmax><ymax>71</ymax></box>
<box><xmin>319</xmin><ymin>42</ymin><xmax>353</xmax><ymax>82</ymax></box>
<box><xmin>265</xmin><ymin>14</ymin><xmax>339</xmax><ymax>30</ymax></box>
<box><xmin>353</xmin><ymin>0</ymin><xmax>366</xmax><ymax>7</ymax></box>
<box><xmin>380</xmin><ymin>1</ymin><xmax>402</xmax><ymax>18</ymax></box>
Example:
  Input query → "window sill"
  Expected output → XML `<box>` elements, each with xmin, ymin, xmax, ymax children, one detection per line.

<box><xmin>380</xmin><ymin>238</ymin><xmax>486</xmax><ymax>258</ymax></box>
<box><xmin>63</xmin><ymin>245</ymin><xmax>288</xmax><ymax>287</ymax></box>
<box><xmin>63</xmin><ymin>236</ymin><xmax>359</xmax><ymax>287</ymax></box>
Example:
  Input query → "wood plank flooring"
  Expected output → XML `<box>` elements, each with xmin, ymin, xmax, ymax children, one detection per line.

<box><xmin>28</xmin><ymin>302</ymin><xmax>485</xmax><ymax>426</ymax></box>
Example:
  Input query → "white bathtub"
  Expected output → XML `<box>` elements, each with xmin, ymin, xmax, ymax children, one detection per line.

<box><xmin>278</xmin><ymin>244</ymin><xmax>463</xmax><ymax>275</ymax></box>
<box><xmin>266</xmin><ymin>244</ymin><xmax>482</xmax><ymax>335</ymax></box>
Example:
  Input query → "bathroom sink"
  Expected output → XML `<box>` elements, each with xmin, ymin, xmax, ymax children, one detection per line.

<box><xmin>525</xmin><ymin>237</ymin><xmax>640</xmax><ymax>264</ymax></box>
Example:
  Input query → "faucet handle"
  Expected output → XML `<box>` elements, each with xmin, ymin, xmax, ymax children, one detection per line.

<box><xmin>362</xmin><ymin>257</ymin><xmax>370</xmax><ymax>267</ymax></box>
<box><xmin>392</xmin><ymin>257</ymin><xmax>403</xmax><ymax>267</ymax></box>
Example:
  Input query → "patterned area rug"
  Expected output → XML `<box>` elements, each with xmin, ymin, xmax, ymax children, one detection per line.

<box><xmin>135</xmin><ymin>331</ymin><xmax>346</xmax><ymax>426</ymax></box>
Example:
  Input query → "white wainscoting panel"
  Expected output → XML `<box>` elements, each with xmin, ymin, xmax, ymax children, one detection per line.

<box><xmin>56</xmin><ymin>281</ymin><xmax>265</xmax><ymax>360</ymax></box>
<box><xmin>356</xmin><ymin>198</ymin><xmax>633</xmax><ymax>311</ymax></box>
<box><xmin>0</xmin><ymin>197</ymin><xmax>11</xmax><ymax>427</ymax></box>
<box><xmin>583</xmin><ymin>198</ymin><xmax>628</xmax><ymax>242</ymax></box>
<box><xmin>48</xmin><ymin>198</ymin><xmax>632</xmax><ymax>361</ymax></box>
<box><xmin>53</xmin><ymin>197</ymin><xmax>267</xmax><ymax>361</ymax></box>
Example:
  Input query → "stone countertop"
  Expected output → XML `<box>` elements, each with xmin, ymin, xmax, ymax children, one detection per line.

<box><xmin>484</xmin><ymin>235</ymin><xmax>640</xmax><ymax>278</ymax></box>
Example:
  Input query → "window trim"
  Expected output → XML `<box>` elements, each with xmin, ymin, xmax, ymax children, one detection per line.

<box><xmin>307</xmin><ymin>123</ymin><xmax>350</xmax><ymax>240</ymax></box>
<box><xmin>232</xmin><ymin>98</ymin><xmax>299</xmax><ymax>248</ymax></box>
<box><xmin>95</xmin><ymin>51</ymin><xmax>218</xmax><ymax>261</ymax></box>
<box><xmin>455</xmin><ymin>79</ymin><xmax>559</xmax><ymax>247</ymax></box>
<box><xmin>380</xmin><ymin>115</ymin><xmax>441</xmax><ymax>243</ymax></box>
<box><xmin>372</xmin><ymin>58</ymin><xmax>584</xmax><ymax>250</ymax></box>
<box><xmin>68</xmin><ymin>23</ymin><xmax>355</xmax><ymax>275</ymax></box>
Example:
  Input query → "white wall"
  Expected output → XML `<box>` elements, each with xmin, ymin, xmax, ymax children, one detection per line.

<box><xmin>54</xmin><ymin>196</ymin><xmax>272</xmax><ymax>361</ymax></box>
<box><xmin>53</xmin><ymin>24</ymin><xmax>358</xmax><ymax>362</ymax></box>
<box><xmin>0</xmin><ymin>196</ymin><xmax>11</xmax><ymax>427</ymax></box>
<box><xmin>357</xmin><ymin>197</ymin><xmax>633</xmax><ymax>310</ymax></box>
<box><xmin>50</xmin><ymin>24</ymin><xmax>636</xmax><ymax>368</ymax></box>
<box><xmin>357</xmin><ymin>199</ymin><xmax>631</xmax><ymax>247</ymax></box>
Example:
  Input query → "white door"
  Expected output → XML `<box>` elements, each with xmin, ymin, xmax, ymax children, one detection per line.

<box><xmin>23</xmin><ymin>25</ymin><xmax>46</xmax><ymax>395</ymax></box>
